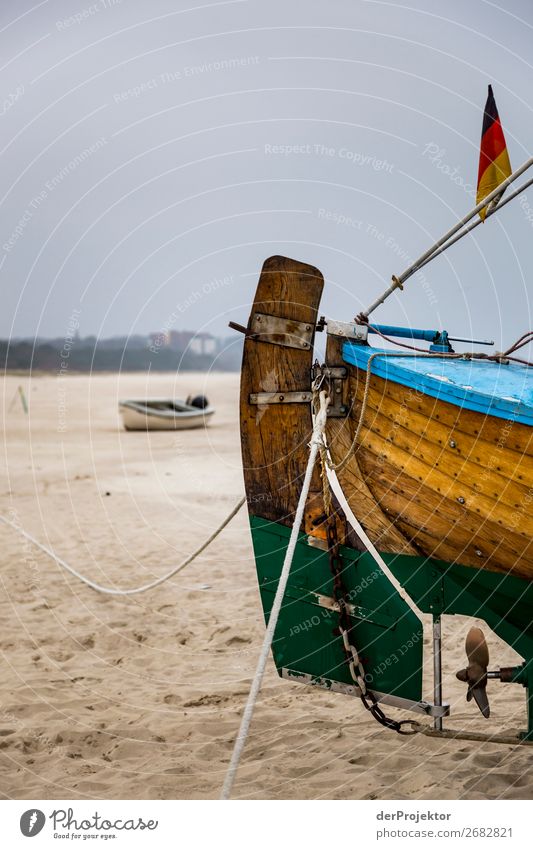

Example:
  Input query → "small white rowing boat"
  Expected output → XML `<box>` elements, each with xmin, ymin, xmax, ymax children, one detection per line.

<box><xmin>119</xmin><ymin>397</ymin><xmax>215</xmax><ymax>431</ymax></box>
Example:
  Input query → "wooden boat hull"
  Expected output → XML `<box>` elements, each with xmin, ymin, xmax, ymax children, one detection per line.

<box><xmin>119</xmin><ymin>400</ymin><xmax>215</xmax><ymax>431</ymax></box>
<box><xmin>238</xmin><ymin>255</ymin><xmax>426</xmax><ymax>707</ymax></box>
<box><xmin>238</xmin><ymin>256</ymin><xmax>533</xmax><ymax>734</ymax></box>
<box><xmin>325</xmin><ymin>336</ymin><xmax>533</xmax><ymax>581</ymax></box>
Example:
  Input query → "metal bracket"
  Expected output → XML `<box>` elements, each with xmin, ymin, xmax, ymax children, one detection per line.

<box><xmin>326</xmin><ymin>318</ymin><xmax>368</xmax><ymax>342</ymax></box>
<box><xmin>250</xmin><ymin>312</ymin><xmax>314</xmax><ymax>349</ymax></box>
<box><xmin>312</xmin><ymin>591</ymin><xmax>394</xmax><ymax>629</ymax></box>
<box><xmin>312</xmin><ymin>364</ymin><xmax>348</xmax><ymax>417</ymax></box>
<box><xmin>281</xmin><ymin>669</ymin><xmax>450</xmax><ymax>718</ymax></box>
<box><xmin>249</xmin><ymin>391</ymin><xmax>311</xmax><ymax>405</ymax></box>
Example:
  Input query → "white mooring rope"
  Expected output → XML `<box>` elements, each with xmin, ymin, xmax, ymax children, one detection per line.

<box><xmin>220</xmin><ymin>390</ymin><xmax>330</xmax><ymax>800</ymax></box>
<box><xmin>0</xmin><ymin>496</ymin><xmax>245</xmax><ymax>596</ymax></box>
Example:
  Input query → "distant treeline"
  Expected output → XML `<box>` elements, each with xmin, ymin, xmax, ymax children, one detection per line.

<box><xmin>0</xmin><ymin>337</ymin><xmax>242</xmax><ymax>372</ymax></box>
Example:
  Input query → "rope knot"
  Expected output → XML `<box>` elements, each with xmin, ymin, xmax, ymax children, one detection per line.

<box><xmin>311</xmin><ymin>390</ymin><xmax>330</xmax><ymax>447</ymax></box>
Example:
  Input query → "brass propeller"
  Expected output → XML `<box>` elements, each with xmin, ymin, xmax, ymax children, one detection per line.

<box><xmin>456</xmin><ymin>626</ymin><xmax>490</xmax><ymax>718</ymax></box>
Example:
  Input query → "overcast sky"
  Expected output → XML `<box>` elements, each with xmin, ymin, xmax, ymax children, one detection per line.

<box><xmin>1</xmin><ymin>0</ymin><xmax>532</xmax><ymax>349</ymax></box>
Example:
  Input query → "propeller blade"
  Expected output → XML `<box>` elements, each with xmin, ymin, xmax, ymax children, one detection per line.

<box><xmin>465</xmin><ymin>627</ymin><xmax>489</xmax><ymax>669</ymax></box>
<box><xmin>472</xmin><ymin>685</ymin><xmax>490</xmax><ymax>718</ymax></box>
<box><xmin>455</xmin><ymin>627</ymin><xmax>490</xmax><ymax>719</ymax></box>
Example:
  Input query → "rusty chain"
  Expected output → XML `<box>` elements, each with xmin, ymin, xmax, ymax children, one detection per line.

<box><xmin>312</xmin><ymin>375</ymin><xmax>419</xmax><ymax>735</ymax></box>
<box><xmin>326</xmin><ymin>516</ymin><xmax>419</xmax><ymax>735</ymax></box>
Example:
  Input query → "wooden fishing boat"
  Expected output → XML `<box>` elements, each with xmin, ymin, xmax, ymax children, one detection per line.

<box><xmin>235</xmin><ymin>253</ymin><xmax>533</xmax><ymax>741</ymax></box>
<box><xmin>119</xmin><ymin>397</ymin><xmax>215</xmax><ymax>430</ymax></box>
<box><xmin>219</xmin><ymin>96</ymin><xmax>533</xmax><ymax>801</ymax></box>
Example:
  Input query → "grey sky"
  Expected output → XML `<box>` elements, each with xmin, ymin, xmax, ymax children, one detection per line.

<box><xmin>1</xmin><ymin>0</ymin><xmax>532</xmax><ymax>349</ymax></box>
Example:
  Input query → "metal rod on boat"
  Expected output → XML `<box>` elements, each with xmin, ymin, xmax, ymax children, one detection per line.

<box><xmin>396</xmin><ymin>156</ymin><xmax>533</xmax><ymax>287</ymax></box>
<box><xmin>433</xmin><ymin>616</ymin><xmax>443</xmax><ymax>732</ymax></box>
<box><xmin>414</xmin><ymin>173</ymin><xmax>533</xmax><ymax>274</ymax></box>
<box><xmin>362</xmin><ymin>155</ymin><xmax>533</xmax><ymax>318</ymax></box>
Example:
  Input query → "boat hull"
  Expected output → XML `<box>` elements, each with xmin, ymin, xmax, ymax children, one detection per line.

<box><xmin>238</xmin><ymin>255</ymin><xmax>425</xmax><ymax>706</ymax></box>
<box><xmin>119</xmin><ymin>401</ymin><xmax>214</xmax><ymax>431</ymax></box>
<box><xmin>238</xmin><ymin>255</ymin><xmax>533</xmax><ymax>735</ymax></box>
<box><xmin>325</xmin><ymin>334</ymin><xmax>533</xmax><ymax>580</ymax></box>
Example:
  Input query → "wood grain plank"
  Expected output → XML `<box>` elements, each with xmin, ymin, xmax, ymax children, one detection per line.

<box><xmin>325</xmin><ymin>351</ymin><xmax>533</xmax><ymax>578</ymax></box>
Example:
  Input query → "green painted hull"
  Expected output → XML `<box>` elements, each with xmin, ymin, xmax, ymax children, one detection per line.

<box><xmin>251</xmin><ymin>515</ymin><xmax>533</xmax><ymax>737</ymax></box>
<box><xmin>251</xmin><ymin>515</ymin><xmax>423</xmax><ymax>703</ymax></box>
<box><xmin>384</xmin><ymin>551</ymin><xmax>533</xmax><ymax>660</ymax></box>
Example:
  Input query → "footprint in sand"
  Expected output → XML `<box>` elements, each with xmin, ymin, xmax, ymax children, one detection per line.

<box><xmin>183</xmin><ymin>694</ymin><xmax>225</xmax><ymax>707</ymax></box>
<box><xmin>225</xmin><ymin>635</ymin><xmax>251</xmax><ymax>646</ymax></box>
<box><xmin>450</xmin><ymin>748</ymin><xmax>473</xmax><ymax>761</ymax></box>
<box><xmin>472</xmin><ymin>752</ymin><xmax>504</xmax><ymax>768</ymax></box>
<box><xmin>51</xmin><ymin>650</ymin><xmax>74</xmax><ymax>662</ymax></box>
<box><xmin>464</xmin><ymin>772</ymin><xmax>530</xmax><ymax>794</ymax></box>
<box><xmin>133</xmin><ymin>631</ymin><xmax>147</xmax><ymax>643</ymax></box>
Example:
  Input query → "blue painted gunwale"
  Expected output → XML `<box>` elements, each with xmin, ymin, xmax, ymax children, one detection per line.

<box><xmin>342</xmin><ymin>342</ymin><xmax>533</xmax><ymax>426</ymax></box>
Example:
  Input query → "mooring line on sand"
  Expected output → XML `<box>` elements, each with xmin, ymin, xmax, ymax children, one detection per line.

<box><xmin>220</xmin><ymin>390</ymin><xmax>330</xmax><ymax>800</ymax></box>
<box><xmin>0</xmin><ymin>496</ymin><xmax>245</xmax><ymax>596</ymax></box>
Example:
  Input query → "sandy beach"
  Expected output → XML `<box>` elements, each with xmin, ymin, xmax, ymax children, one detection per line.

<box><xmin>1</xmin><ymin>372</ymin><xmax>532</xmax><ymax>800</ymax></box>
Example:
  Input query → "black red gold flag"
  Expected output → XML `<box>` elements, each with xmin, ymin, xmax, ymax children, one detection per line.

<box><xmin>476</xmin><ymin>85</ymin><xmax>512</xmax><ymax>220</ymax></box>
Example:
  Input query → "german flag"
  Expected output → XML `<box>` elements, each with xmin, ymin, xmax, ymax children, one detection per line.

<box><xmin>476</xmin><ymin>85</ymin><xmax>512</xmax><ymax>220</ymax></box>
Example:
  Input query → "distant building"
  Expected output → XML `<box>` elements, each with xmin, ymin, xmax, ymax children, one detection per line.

<box><xmin>149</xmin><ymin>330</ymin><xmax>217</xmax><ymax>355</ymax></box>
<box><xmin>149</xmin><ymin>331</ymin><xmax>169</xmax><ymax>350</ymax></box>
<box><xmin>168</xmin><ymin>331</ymin><xmax>193</xmax><ymax>350</ymax></box>
<box><xmin>189</xmin><ymin>333</ymin><xmax>217</xmax><ymax>356</ymax></box>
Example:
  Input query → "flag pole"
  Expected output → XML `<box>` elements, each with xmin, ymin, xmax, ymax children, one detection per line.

<box><xmin>414</xmin><ymin>173</ymin><xmax>533</xmax><ymax>273</ymax></box>
<box><xmin>361</xmin><ymin>155</ymin><xmax>533</xmax><ymax>319</ymax></box>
